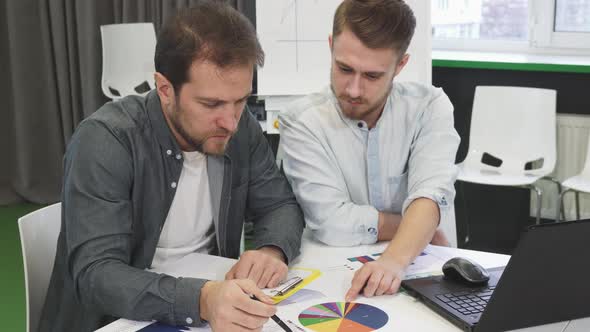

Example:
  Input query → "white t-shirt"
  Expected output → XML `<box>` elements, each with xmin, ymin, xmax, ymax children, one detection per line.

<box><xmin>151</xmin><ymin>150</ymin><xmax>215</xmax><ymax>269</ymax></box>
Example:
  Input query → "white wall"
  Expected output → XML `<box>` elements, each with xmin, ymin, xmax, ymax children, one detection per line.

<box><xmin>256</xmin><ymin>0</ymin><xmax>432</xmax><ymax>97</ymax></box>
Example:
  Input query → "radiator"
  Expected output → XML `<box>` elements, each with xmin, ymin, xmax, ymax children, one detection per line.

<box><xmin>531</xmin><ymin>114</ymin><xmax>590</xmax><ymax>220</ymax></box>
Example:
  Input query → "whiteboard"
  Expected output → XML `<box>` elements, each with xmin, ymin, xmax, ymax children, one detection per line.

<box><xmin>256</xmin><ymin>0</ymin><xmax>432</xmax><ymax>96</ymax></box>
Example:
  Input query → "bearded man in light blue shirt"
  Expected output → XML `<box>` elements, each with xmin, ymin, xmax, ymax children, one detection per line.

<box><xmin>279</xmin><ymin>0</ymin><xmax>460</xmax><ymax>301</ymax></box>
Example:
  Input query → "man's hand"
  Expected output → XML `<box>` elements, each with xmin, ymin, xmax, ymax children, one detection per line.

<box><xmin>200</xmin><ymin>279</ymin><xmax>276</xmax><ymax>332</ymax></box>
<box><xmin>225</xmin><ymin>246</ymin><xmax>288</xmax><ymax>288</ymax></box>
<box><xmin>345</xmin><ymin>255</ymin><xmax>406</xmax><ymax>301</ymax></box>
<box><xmin>345</xmin><ymin>198</ymin><xmax>441</xmax><ymax>301</ymax></box>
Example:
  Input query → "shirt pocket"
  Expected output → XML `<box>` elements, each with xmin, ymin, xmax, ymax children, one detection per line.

<box><xmin>385</xmin><ymin>171</ymin><xmax>408</xmax><ymax>213</ymax></box>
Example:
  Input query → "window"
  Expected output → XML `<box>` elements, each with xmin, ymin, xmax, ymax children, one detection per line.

<box><xmin>555</xmin><ymin>0</ymin><xmax>590</xmax><ymax>33</ymax></box>
<box><xmin>432</xmin><ymin>0</ymin><xmax>590</xmax><ymax>51</ymax></box>
<box><xmin>432</xmin><ymin>0</ymin><xmax>528</xmax><ymax>41</ymax></box>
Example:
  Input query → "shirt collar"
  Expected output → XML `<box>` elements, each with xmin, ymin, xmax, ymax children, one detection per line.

<box><xmin>145</xmin><ymin>90</ymin><xmax>235</xmax><ymax>159</ymax></box>
<box><xmin>327</xmin><ymin>85</ymin><xmax>394</xmax><ymax>131</ymax></box>
<box><xmin>146</xmin><ymin>90</ymin><xmax>183</xmax><ymax>155</ymax></box>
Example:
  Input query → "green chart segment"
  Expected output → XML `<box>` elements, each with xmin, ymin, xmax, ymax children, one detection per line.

<box><xmin>299</xmin><ymin>302</ymin><xmax>388</xmax><ymax>332</ymax></box>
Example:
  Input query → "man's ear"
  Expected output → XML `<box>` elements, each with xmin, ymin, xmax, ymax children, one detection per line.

<box><xmin>394</xmin><ymin>53</ymin><xmax>410</xmax><ymax>77</ymax></box>
<box><xmin>154</xmin><ymin>72</ymin><xmax>175</xmax><ymax>105</ymax></box>
<box><xmin>328</xmin><ymin>34</ymin><xmax>333</xmax><ymax>52</ymax></box>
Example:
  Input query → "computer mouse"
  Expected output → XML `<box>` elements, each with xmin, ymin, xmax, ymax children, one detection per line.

<box><xmin>442</xmin><ymin>257</ymin><xmax>490</xmax><ymax>285</ymax></box>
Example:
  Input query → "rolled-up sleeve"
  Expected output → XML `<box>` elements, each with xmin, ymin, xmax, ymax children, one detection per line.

<box><xmin>402</xmin><ymin>90</ymin><xmax>460</xmax><ymax>230</ymax></box>
<box><xmin>279</xmin><ymin>110</ymin><xmax>379</xmax><ymax>247</ymax></box>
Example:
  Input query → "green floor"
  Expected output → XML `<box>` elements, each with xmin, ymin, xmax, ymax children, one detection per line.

<box><xmin>0</xmin><ymin>203</ymin><xmax>45</xmax><ymax>332</ymax></box>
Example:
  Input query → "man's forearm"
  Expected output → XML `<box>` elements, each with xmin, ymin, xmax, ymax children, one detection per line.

<box><xmin>380</xmin><ymin>198</ymin><xmax>440</xmax><ymax>267</ymax></box>
<box><xmin>377</xmin><ymin>211</ymin><xmax>402</xmax><ymax>241</ymax></box>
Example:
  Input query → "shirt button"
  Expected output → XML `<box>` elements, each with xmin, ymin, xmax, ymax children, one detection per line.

<box><xmin>357</xmin><ymin>122</ymin><xmax>363</xmax><ymax>128</ymax></box>
<box><xmin>171</xmin><ymin>182</ymin><xmax>177</xmax><ymax>188</ymax></box>
<box><xmin>186</xmin><ymin>317</ymin><xmax>193</xmax><ymax>325</ymax></box>
<box><xmin>176</xmin><ymin>154</ymin><xmax>182</xmax><ymax>160</ymax></box>
<box><xmin>166</xmin><ymin>149</ymin><xmax>172</xmax><ymax>155</ymax></box>
<box><xmin>368</xmin><ymin>227</ymin><xmax>377</xmax><ymax>235</ymax></box>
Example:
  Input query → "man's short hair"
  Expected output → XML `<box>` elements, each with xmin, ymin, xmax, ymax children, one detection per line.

<box><xmin>155</xmin><ymin>1</ymin><xmax>264</xmax><ymax>93</ymax></box>
<box><xmin>332</xmin><ymin>0</ymin><xmax>416</xmax><ymax>55</ymax></box>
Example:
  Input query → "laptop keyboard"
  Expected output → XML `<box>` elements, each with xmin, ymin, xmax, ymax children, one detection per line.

<box><xmin>435</xmin><ymin>286</ymin><xmax>496</xmax><ymax>315</ymax></box>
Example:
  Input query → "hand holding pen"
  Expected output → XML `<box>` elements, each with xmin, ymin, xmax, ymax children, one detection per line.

<box><xmin>200</xmin><ymin>279</ymin><xmax>278</xmax><ymax>332</ymax></box>
<box><xmin>250</xmin><ymin>294</ymin><xmax>293</xmax><ymax>332</ymax></box>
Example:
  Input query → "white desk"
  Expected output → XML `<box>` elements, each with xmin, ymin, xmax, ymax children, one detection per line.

<box><xmin>98</xmin><ymin>231</ymin><xmax>590</xmax><ymax>332</ymax></box>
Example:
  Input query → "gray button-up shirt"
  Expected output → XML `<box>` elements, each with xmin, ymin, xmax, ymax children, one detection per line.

<box><xmin>279</xmin><ymin>82</ymin><xmax>459</xmax><ymax>247</ymax></box>
<box><xmin>40</xmin><ymin>91</ymin><xmax>304</xmax><ymax>331</ymax></box>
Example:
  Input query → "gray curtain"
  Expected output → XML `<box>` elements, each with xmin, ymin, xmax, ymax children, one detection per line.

<box><xmin>0</xmin><ymin>0</ymin><xmax>251</xmax><ymax>205</ymax></box>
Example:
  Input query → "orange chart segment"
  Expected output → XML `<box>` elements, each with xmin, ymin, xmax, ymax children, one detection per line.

<box><xmin>299</xmin><ymin>302</ymin><xmax>388</xmax><ymax>332</ymax></box>
<box><xmin>338</xmin><ymin>318</ymin><xmax>375</xmax><ymax>332</ymax></box>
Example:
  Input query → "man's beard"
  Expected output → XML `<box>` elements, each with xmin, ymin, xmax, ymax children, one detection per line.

<box><xmin>174</xmin><ymin>118</ymin><xmax>205</xmax><ymax>153</ymax></box>
<box><xmin>330</xmin><ymin>79</ymin><xmax>392</xmax><ymax>121</ymax></box>
<box><xmin>168</xmin><ymin>104</ymin><xmax>232</xmax><ymax>155</ymax></box>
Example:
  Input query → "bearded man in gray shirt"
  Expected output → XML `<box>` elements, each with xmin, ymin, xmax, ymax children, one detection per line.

<box><xmin>40</xmin><ymin>2</ymin><xmax>304</xmax><ymax>331</ymax></box>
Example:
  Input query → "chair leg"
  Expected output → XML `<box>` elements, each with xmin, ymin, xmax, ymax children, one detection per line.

<box><xmin>555</xmin><ymin>191</ymin><xmax>562</xmax><ymax>222</ymax></box>
<box><xmin>459</xmin><ymin>181</ymin><xmax>470</xmax><ymax>246</ymax></box>
<box><xmin>557</xmin><ymin>183</ymin><xmax>565</xmax><ymax>221</ymax></box>
<box><xmin>544</xmin><ymin>177</ymin><xmax>566</xmax><ymax>222</ymax></box>
<box><xmin>528</xmin><ymin>185</ymin><xmax>543</xmax><ymax>225</ymax></box>
<box><xmin>555</xmin><ymin>189</ymin><xmax>571</xmax><ymax>222</ymax></box>
<box><xmin>576</xmin><ymin>191</ymin><xmax>580</xmax><ymax>220</ymax></box>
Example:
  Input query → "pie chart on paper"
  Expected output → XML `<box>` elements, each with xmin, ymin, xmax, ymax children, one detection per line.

<box><xmin>298</xmin><ymin>302</ymin><xmax>388</xmax><ymax>332</ymax></box>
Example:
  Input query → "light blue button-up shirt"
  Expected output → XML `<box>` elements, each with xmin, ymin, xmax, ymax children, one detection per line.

<box><xmin>279</xmin><ymin>82</ymin><xmax>460</xmax><ymax>247</ymax></box>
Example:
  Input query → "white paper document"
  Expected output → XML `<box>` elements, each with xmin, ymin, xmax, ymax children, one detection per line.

<box><xmin>96</xmin><ymin>239</ymin><xmax>511</xmax><ymax>332</ymax></box>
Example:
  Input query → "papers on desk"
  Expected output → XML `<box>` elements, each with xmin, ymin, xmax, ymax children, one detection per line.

<box><xmin>95</xmin><ymin>319</ymin><xmax>153</xmax><ymax>332</ymax></box>
<box><xmin>344</xmin><ymin>246</ymin><xmax>454</xmax><ymax>278</ymax></box>
<box><xmin>320</xmin><ymin>245</ymin><xmax>455</xmax><ymax>281</ymax></box>
<box><xmin>263</xmin><ymin>267</ymin><xmax>322</xmax><ymax>303</ymax></box>
<box><xmin>97</xmin><ymin>243</ymin><xmax>511</xmax><ymax>332</ymax></box>
<box><xmin>98</xmin><ymin>319</ymin><xmax>288</xmax><ymax>332</ymax></box>
<box><xmin>148</xmin><ymin>253</ymin><xmax>236</xmax><ymax>280</ymax></box>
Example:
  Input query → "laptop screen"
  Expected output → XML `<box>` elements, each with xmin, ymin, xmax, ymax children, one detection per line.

<box><xmin>403</xmin><ymin>220</ymin><xmax>590</xmax><ymax>332</ymax></box>
<box><xmin>476</xmin><ymin>220</ymin><xmax>590</xmax><ymax>331</ymax></box>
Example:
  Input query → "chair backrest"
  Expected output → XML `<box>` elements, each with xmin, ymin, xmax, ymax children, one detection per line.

<box><xmin>18</xmin><ymin>203</ymin><xmax>61</xmax><ymax>332</ymax></box>
<box><xmin>578</xmin><ymin>133</ymin><xmax>590</xmax><ymax>180</ymax></box>
<box><xmin>464</xmin><ymin>86</ymin><xmax>557</xmax><ymax>173</ymax></box>
<box><xmin>100</xmin><ymin>23</ymin><xmax>156</xmax><ymax>100</ymax></box>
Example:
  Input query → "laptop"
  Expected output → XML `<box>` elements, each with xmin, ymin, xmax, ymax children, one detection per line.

<box><xmin>402</xmin><ymin>220</ymin><xmax>590</xmax><ymax>332</ymax></box>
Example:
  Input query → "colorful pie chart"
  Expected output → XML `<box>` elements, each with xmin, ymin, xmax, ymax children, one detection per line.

<box><xmin>298</xmin><ymin>302</ymin><xmax>388</xmax><ymax>332</ymax></box>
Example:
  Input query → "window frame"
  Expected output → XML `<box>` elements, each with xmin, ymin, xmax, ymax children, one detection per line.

<box><xmin>432</xmin><ymin>0</ymin><xmax>590</xmax><ymax>54</ymax></box>
<box><xmin>531</xmin><ymin>0</ymin><xmax>590</xmax><ymax>49</ymax></box>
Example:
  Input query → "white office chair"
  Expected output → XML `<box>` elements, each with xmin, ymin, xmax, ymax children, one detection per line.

<box><xmin>556</xmin><ymin>134</ymin><xmax>590</xmax><ymax>222</ymax></box>
<box><xmin>100</xmin><ymin>23</ymin><xmax>156</xmax><ymax>100</ymax></box>
<box><xmin>18</xmin><ymin>203</ymin><xmax>61</xmax><ymax>332</ymax></box>
<box><xmin>457</xmin><ymin>86</ymin><xmax>560</xmax><ymax>225</ymax></box>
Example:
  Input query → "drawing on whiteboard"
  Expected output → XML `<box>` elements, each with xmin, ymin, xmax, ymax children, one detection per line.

<box><xmin>256</xmin><ymin>0</ymin><xmax>430</xmax><ymax>96</ymax></box>
<box><xmin>256</xmin><ymin>0</ymin><xmax>341</xmax><ymax>95</ymax></box>
<box><xmin>277</xmin><ymin>0</ymin><xmax>325</xmax><ymax>71</ymax></box>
